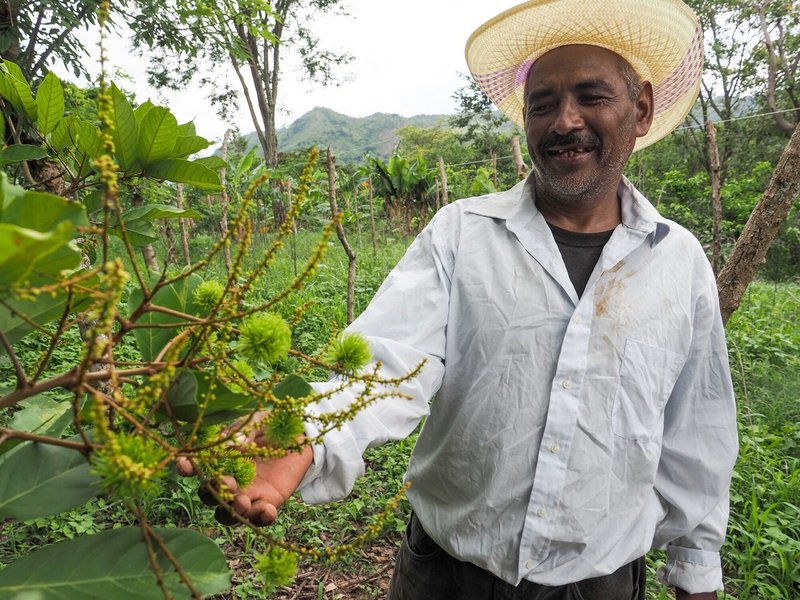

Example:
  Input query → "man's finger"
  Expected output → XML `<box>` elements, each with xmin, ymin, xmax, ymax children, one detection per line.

<box><xmin>251</xmin><ymin>500</ymin><xmax>279</xmax><ymax>526</ymax></box>
<box><xmin>176</xmin><ymin>457</ymin><xmax>195</xmax><ymax>477</ymax></box>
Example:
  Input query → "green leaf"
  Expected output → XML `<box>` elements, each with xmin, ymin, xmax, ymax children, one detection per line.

<box><xmin>1</xmin><ymin>187</ymin><xmax>88</xmax><ymax>232</ymax></box>
<box><xmin>0</xmin><ymin>526</ymin><xmax>231</xmax><ymax>598</ymax></box>
<box><xmin>0</xmin><ymin>396</ymin><xmax>74</xmax><ymax>457</ymax></box>
<box><xmin>0</xmin><ymin>171</ymin><xmax>24</xmax><ymax>210</ymax></box>
<box><xmin>165</xmin><ymin>369</ymin><xmax>200</xmax><ymax>421</ymax></box>
<box><xmin>0</xmin><ymin>61</ymin><xmax>37</xmax><ymax>120</ymax></box>
<box><xmin>127</xmin><ymin>273</ymin><xmax>204</xmax><ymax>362</ymax></box>
<box><xmin>233</xmin><ymin>146</ymin><xmax>258</xmax><ymax>182</ymax></box>
<box><xmin>107</xmin><ymin>217</ymin><xmax>158</xmax><ymax>247</ymax></box>
<box><xmin>0</xmin><ymin>222</ymin><xmax>76</xmax><ymax>286</ymax></box>
<box><xmin>48</xmin><ymin>115</ymin><xmax>74</xmax><ymax>150</ymax></box>
<box><xmin>0</xmin><ymin>276</ymin><xmax>89</xmax><ymax>337</ymax></box>
<box><xmin>71</xmin><ymin>120</ymin><xmax>105</xmax><ymax>160</ymax></box>
<box><xmin>133</xmin><ymin>99</ymin><xmax>156</xmax><ymax>126</ymax></box>
<box><xmin>109</xmin><ymin>83</ymin><xmax>139</xmax><ymax>170</ymax></box>
<box><xmin>122</xmin><ymin>204</ymin><xmax>201</xmax><ymax>222</ymax></box>
<box><xmin>0</xmin><ymin>145</ymin><xmax>48</xmax><ymax>165</ymax></box>
<box><xmin>166</xmin><ymin>369</ymin><xmax>257</xmax><ymax>422</ymax></box>
<box><xmin>144</xmin><ymin>159</ymin><xmax>221</xmax><ymax>190</ymax></box>
<box><xmin>172</xmin><ymin>135</ymin><xmax>210</xmax><ymax>158</ymax></box>
<box><xmin>193</xmin><ymin>156</ymin><xmax>227</xmax><ymax>171</ymax></box>
<box><xmin>137</xmin><ymin>106</ymin><xmax>177</xmax><ymax>165</ymax></box>
<box><xmin>35</xmin><ymin>72</ymin><xmax>64</xmax><ymax>135</ymax></box>
<box><xmin>272</xmin><ymin>374</ymin><xmax>313</xmax><ymax>400</ymax></box>
<box><xmin>0</xmin><ymin>442</ymin><xmax>100</xmax><ymax>519</ymax></box>
<box><xmin>176</xmin><ymin>121</ymin><xmax>197</xmax><ymax>137</ymax></box>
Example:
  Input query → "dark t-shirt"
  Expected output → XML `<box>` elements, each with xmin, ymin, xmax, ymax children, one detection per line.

<box><xmin>547</xmin><ymin>223</ymin><xmax>614</xmax><ymax>298</ymax></box>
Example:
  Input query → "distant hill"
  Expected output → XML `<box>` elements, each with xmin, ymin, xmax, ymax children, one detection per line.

<box><xmin>241</xmin><ymin>107</ymin><xmax>451</xmax><ymax>163</ymax></box>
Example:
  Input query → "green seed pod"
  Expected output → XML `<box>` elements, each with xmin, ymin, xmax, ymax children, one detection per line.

<box><xmin>255</xmin><ymin>546</ymin><xmax>297</xmax><ymax>592</ymax></box>
<box><xmin>193</xmin><ymin>280</ymin><xmax>226</xmax><ymax>311</ymax></box>
<box><xmin>325</xmin><ymin>332</ymin><xmax>372</xmax><ymax>373</ymax></box>
<box><xmin>263</xmin><ymin>410</ymin><xmax>305</xmax><ymax>448</ymax></box>
<box><xmin>238</xmin><ymin>313</ymin><xmax>292</xmax><ymax>365</ymax></box>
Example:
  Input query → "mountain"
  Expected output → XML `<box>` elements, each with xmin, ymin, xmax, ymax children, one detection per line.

<box><xmin>242</xmin><ymin>107</ymin><xmax>451</xmax><ymax>163</ymax></box>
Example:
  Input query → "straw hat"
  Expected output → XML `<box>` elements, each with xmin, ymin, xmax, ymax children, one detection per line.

<box><xmin>465</xmin><ymin>0</ymin><xmax>703</xmax><ymax>151</ymax></box>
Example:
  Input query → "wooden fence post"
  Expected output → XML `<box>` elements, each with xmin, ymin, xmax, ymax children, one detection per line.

<box><xmin>705</xmin><ymin>121</ymin><xmax>723</xmax><ymax>274</ymax></box>
<box><xmin>368</xmin><ymin>176</ymin><xmax>377</xmax><ymax>257</ymax></box>
<box><xmin>512</xmin><ymin>135</ymin><xmax>528</xmax><ymax>179</ymax></box>
<box><xmin>327</xmin><ymin>146</ymin><xmax>357</xmax><ymax>324</ymax></box>
<box><xmin>438</xmin><ymin>156</ymin><xmax>449</xmax><ymax>206</ymax></box>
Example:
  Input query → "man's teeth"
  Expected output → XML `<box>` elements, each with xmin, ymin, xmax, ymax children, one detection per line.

<box><xmin>549</xmin><ymin>147</ymin><xmax>593</xmax><ymax>157</ymax></box>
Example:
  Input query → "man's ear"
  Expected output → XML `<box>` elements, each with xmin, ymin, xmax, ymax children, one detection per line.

<box><xmin>634</xmin><ymin>81</ymin><xmax>655</xmax><ymax>138</ymax></box>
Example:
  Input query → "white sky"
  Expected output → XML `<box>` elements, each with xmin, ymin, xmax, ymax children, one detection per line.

<box><xmin>80</xmin><ymin>1</ymin><xmax>518</xmax><ymax>144</ymax></box>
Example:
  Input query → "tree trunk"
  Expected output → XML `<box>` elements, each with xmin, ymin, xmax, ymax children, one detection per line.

<box><xmin>219</xmin><ymin>129</ymin><xmax>232</xmax><ymax>273</ymax></box>
<box><xmin>438</xmin><ymin>156</ymin><xmax>449</xmax><ymax>206</ymax></box>
<box><xmin>717</xmin><ymin>123</ymin><xmax>800</xmax><ymax>324</ymax></box>
<box><xmin>326</xmin><ymin>146</ymin><xmax>356</xmax><ymax>324</ymax></box>
<box><xmin>705</xmin><ymin>121</ymin><xmax>723</xmax><ymax>274</ymax></box>
<box><xmin>175</xmin><ymin>183</ymin><xmax>191</xmax><ymax>267</ymax></box>
<box><xmin>131</xmin><ymin>191</ymin><xmax>160</xmax><ymax>272</ymax></box>
<box><xmin>162</xmin><ymin>219</ymin><xmax>177</xmax><ymax>266</ymax></box>
<box><xmin>512</xmin><ymin>135</ymin><xmax>528</xmax><ymax>179</ymax></box>
<box><xmin>757</xmin><ymin>2</ymin><xmax>797</xmax><ymax>136</ymax></box>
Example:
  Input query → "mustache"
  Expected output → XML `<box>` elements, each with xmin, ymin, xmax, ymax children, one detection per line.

<box><xmin>540</xmin><ymin>132</ymin><xmax>600</xmax><ymax>151</ymax></box>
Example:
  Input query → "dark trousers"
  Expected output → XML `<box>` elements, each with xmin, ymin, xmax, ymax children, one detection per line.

<box><xmin>388</xmin><ymin>513</ymin><xmax>646</xmax><ymax>600</ymax></box>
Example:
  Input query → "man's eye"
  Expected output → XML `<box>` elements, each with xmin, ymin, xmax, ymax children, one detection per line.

<box><xmin>528</xmin><ymin>104</ymin><xmax>550</xmax><ymax>115</ymax></box>
<box><xmin>582</xmin><ymin>95</ymin><xmax>608</xmax><ymax>105</ymax></box>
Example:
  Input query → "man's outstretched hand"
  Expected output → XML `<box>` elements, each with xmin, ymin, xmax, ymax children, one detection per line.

<box><xmin>176</xmin><ymin>443</ymin><xmax>313</xmax><ymax>526</ymax></box>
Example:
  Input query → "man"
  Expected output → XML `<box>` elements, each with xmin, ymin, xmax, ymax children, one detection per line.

<box><xmin>180</xmin><ymin>1</ymin><xmax>738</xmax><ymax>598</ymax></box>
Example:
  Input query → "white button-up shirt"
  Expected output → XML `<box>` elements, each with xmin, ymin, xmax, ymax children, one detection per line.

<box><xmin>299</xmin><ymin>176</ymin><xmax>738</xmax><ymax>594</ymax></box>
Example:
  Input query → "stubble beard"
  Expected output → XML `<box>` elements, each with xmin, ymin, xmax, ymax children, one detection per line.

<box><xmin>532</xmin><ymin>121</ymin><xmax>635</xmax><ymax>207</ymax></box>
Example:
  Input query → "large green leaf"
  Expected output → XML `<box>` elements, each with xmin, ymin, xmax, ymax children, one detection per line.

<box><xmin>0</xmin><ymin>396</ymin><xmax>74</xmax><ymax>457</ymax></box>
<box><xmin>109</xmin><ymin>83</ymin><xmax>139</xmax><ymax>171</ymax></box>
<box><xmin>137</xmin><ymin>106</ymin><xmax>177</xmax><ymax>165</ymax></box>
<box><xmin>71</xmin><ymin>120</ymin><xmax>105</xmax><ymax>160</ymax></box>
<box><xmin>0</xmin><ymin>441</ymin><xmax>100</xmax><ymax>520</ymax></box>
<box><xmin>0</xmin><ymin>222</ymin><xmax>76</xmax><ymax>286</ymax></box>
<box><xmin>122</xmin><ymin>204</ymin><xmax>201</xmax><ymax>222</ymax></box>
<box><xmin>166</xmin><ymin>369</ymin><xmax>258</xmax><ymax>423</ymax></box>
<box><xmin>127</xmin><ymin>273</ymin><xmax>204</xmax><ymax>362</ymax></box>
<box><xmin>35</xmin><ymin>72</ymin><xmax>64</xmax><ymax>135</ymax></box>
<box><xmin>0</xmin><ymin>526</ymin><xmax>230</xmax><ymax>598</ymax></box>
<box><xmin>0</xmin><ymin>188</ymin><xmax>88</xmax><ymax>232</ymax></box>
<box><xmin>107</xmin><ymin>217</ymin><xmax>158</xmax><ymax>247</ymax></box>
<box><xmin>272</xmin><ymin>374</ymin><xmax>313</xmax><ymax>400</ymax></box>
<box><xmin>0</xmin><ymin>145</ymin><xmax>48</xmax><ymax>165</ymax></box>
<box><xmin>133</xmin><ymin>100</ymin><xmax>156</xmax><ymax>126</ymax></box>
<box><xmin>0</xmin><ymin>61</ymin><xmax>37</xmax><ymax>120</ymax></box>
<box><xmin>144</xmin><ymin>159</ymin><xmax>221</xmax><ymax>190</ymax></box>
<box><xmin>172</xmin><ymin>135</ymin><xmax>210</xmax><ymax>158</ymax></box>
<box><xmin>48</xmin><ymin>115</ymin><xmax>74</xmax><ymax>150</ymax></box>
<box><xmin>193</xmin><ymin>156</ymin><xmax>227</xmax><ymax>171</ymax></box>
<box><xmin>0</xmin><ymin>172</ymin><xmax>25</xmax><ymax>210</ymax></box>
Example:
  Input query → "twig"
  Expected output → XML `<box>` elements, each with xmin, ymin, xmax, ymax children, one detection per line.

<box><xmin>0</xmin><ymin>428</ymin><xmax>93</xmax><ymax>452</ymax></box>
<box><xmin>139</xmin><ymin>519</ymin><xmax>203</xmax><ymax>599</ymax></box>
<box><xmin>134</xmin><ymin>504</ymin><xmax>176</xmax><ymax>600</ymax></box>
<box><xmin>0</xmin><ymin>329</ymin><xmax>28</xmax><ymax>389</ymax></box>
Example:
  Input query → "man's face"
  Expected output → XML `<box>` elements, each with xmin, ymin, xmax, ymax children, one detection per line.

<box><xmin>523</xmin><ymin>45</ymin><xmax>652</xmax><ymax>206</ymax></box>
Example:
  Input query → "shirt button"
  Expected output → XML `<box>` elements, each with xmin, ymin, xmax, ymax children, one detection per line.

<box><xmin>562</xmin><ymin>379</ymin><xmax>572</xmax><ymax>389</ymax></box>
<box><xmin>525</xmin><ymin>559</ymin><xmax>536</xmax><ymax>570</ymax></box>
<box><xmin>574</xmin><ymin>315</ymin><xmax>582</xmax><ymax>325</ymax></box>
<box><xmin>537</xmin><ymin>507</ymin><xmax>546</xmax><ymax>517</ymax></box>
<box><xmin>550</xmin><ymin>443</ymin><xmax>561</xmax><ymax>454</ymax></box>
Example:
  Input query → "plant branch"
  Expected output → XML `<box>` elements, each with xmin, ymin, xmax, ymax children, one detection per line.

<box><xmin>0</xmin><ymin>329</ymin><xmax>28</xmax><ymax>389</ymax></box>
<box><xmin>0</xmin><ymin>428</ymin><xmax>93</xmax><ymax>452</ymax></box>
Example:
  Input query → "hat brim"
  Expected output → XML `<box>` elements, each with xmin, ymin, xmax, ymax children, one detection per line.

<box><xmin>465</xmin><ymin>0</ymin><xmax>703</xmax><ymax>151</ymax></box>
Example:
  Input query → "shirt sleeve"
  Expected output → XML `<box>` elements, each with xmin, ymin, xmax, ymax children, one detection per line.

<box><xmin>297</xmin><ymin>209</ymin><xmax>455</xmax><ymax>504</ymax></box>
<box><xmin>653</xmin><ymin>252</ymin><xmax>738</xmax><ymax>594</ymax></box>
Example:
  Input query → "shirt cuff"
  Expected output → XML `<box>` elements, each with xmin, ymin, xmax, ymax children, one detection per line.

<box><xmin>656</xmin><ymin>545</ymin><xmax>723</xmax><ymax>594</ymax></box>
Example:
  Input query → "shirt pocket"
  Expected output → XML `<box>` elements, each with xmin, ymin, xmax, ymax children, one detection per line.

<box><xmin>612</xmin><ymin>338</ymin><xmax>686</xmax><ymax>441</ymax></box>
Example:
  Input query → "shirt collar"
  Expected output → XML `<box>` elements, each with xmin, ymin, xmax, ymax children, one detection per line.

<box><xmin>463</xmin><ymin>174</ymin><xmax>670</xmax><ymax>245</ymax></box>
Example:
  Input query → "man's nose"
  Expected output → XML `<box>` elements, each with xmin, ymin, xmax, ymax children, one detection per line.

<box><xmin>549</xmin><ymin>99</ymin><xmax>584</xmax><ymax>134</ymax></box>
